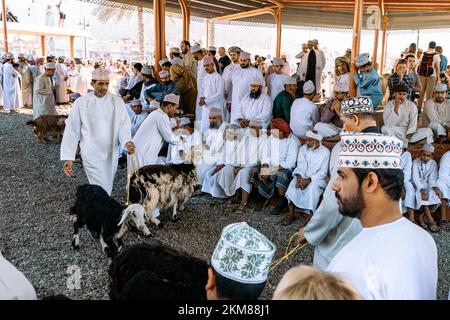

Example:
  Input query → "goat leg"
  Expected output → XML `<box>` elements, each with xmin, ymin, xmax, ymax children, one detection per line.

<box><xmin>72</xmin><ymin>221</ymin><xmax>82</xmax><ymax>250</ymax></box>
<box><xmin>101</xmin><ymin>234</ymin><xmax>118</xmax><ymax>259</ymax></box>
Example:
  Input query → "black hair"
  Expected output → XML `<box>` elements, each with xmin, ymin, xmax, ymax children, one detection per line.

<box><xmin>172</xmin><ymin>52</ymin><xmax>181</xmax><ymax>57</ymax></box>
<box><xmin>397</xmin><ymin>59</ymin><xmax>407</xmax><ymax>65</ymax></box>
<box><xmin>181</xmin><ymin>40</ymin><xmax>191</xmax><ymax>47</ymax></box>
<box><xmin>360</xmin><ymin>62</ymin><xmax>371</xmax><ymax>68</ymax></box>
<box><xmin>353</xmin><ymin>168</ymin><xmax>404</xmax><ymax>201</ymax></box>
<box><xmin>133</xmin><ymin>63</ymin><xmax>143</xmax><ymax>72</ymax></box>
<box><xmin>429</xmin><ymin>41</ymin><xmax>437</xmax><ymax>49</ymax></box>
<box><xmin>213</xmin><ymin>268</ymin><xmax>266</xmax><ymax>300</ymax></box>
<box><xmin>436</xmin><ymin>46</ymin><xmax>443</xmax><ymax>53</ymax></box>
<box><xmin>404</xmin><ymin>54</ymin><xmax>415</xmax><ymax>60</ymax></box>
<box><xmin>162</xmin><ymin>62</ymin><xmax>172</xmax><ymax>67</ymax></box>
<box><xmin>342</xmin><ymin>112</ymin><xmax>377</xmax><ymax>122</ymax></box>
<box><xmin>162</xmin><ymin>101</ymin><xmax>176</xmax><ymax>108</ymax></box>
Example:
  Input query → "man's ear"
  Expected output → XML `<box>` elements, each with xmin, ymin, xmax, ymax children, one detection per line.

<box><xmin>351</xmin><ymin>114</ymin><xmax>359</xmax><ymax>126</ymax></box>
<box><xmin>205</xmin><ymin>267</ymin><xmax>217</xmax><ymax>300</ymax></box>
<box><xmin>365</xmin><ymin>172</ymin><xmax>380</xmax><ymax>193</ymax></box>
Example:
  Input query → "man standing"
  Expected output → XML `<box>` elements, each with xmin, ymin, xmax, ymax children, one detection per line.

<box><xmin>417</xmin><ymin>41</ymin><xmax>441</xmax><ymax>109</ymax></box>
<box><xmin>207</xmin><ymin>46</ymin><xmax>221</xmax><ymax>74</ymax></box>
<box><xmin>289</xmin><ymin>80</ymin><xmax>319</xmax><ymax>138</ymax></box>
<box><xmin>133</xmin><ymin>93</ymin><xmax>183</xmax><ymax>167</ymax></box>
<box><xmin>267</xmin><ymin>57</ymin><xmax>290</xmax><ymax>101</ymax></box>
<box><xmin>61</xmin><ymin>68</ymin><xmax>135</xmax><ymax>195</ymax></box>
<box><xmin>180</xmin><ymin>40</ymin><xmax>197</xmax><ymax>77</ymax></box>
<box><xmin>312</xmin><ymin>40</ymin><xmax>326</xmax><ymax>94</ymax></box>
<box><xmin>436</xmin><ymin>46</ymin><xmax>447</xmax><ymax>75</ymax></box>
<box><xmin>423</xmin><ymin>83</ymin><xmax>450</xmax><ymax>143</ymax></box>
<box><xmin>199</xmin><ymin>55</ymin><xmax>225</xmax><ymax>133</ymax></box>
<box><xmin>222</xmin><ymin>46</ymin><xmax>242</xmax><ymax>118</ymax></box>
<box><xmin>382</xmin><ymin>83</ymin><xmax>434</xmax><ymax>144</ymax></box>
<box><xmin>218</xmin><ymin>47</ymin><xmax>231</xmax><ymax>74</ymax></box>
<box><xmin>55</xmin><ymin>56</ymin><xmax>69</xmax><ymax>104</ymax></box>
<box><xmin>229</xmin><ymin>52</ymin><xmax>264</xmax><ymax>123</ymax></box>
<box><xmin>18</xmin><ymin>53</ymin><xmax>33</xmax><ymax>107</ymax></box>
<box><xmin>327</xmin><ymin>133</ymin><xmax>437</xmax><ymax>299</ymax></box>
<box><xmin>295</xmin><ymin>43</ymin><xmax>309</xmax><ymax>84</ymax></box>
<box><xmin>33</xmin><ymin>62</ymin><xmax>57</xmax><ymax>119</ymax></box>
<box><xmin>405</xmin><ymin>54</ymin><xmax>422</xmax><ymax>98</ymax></box>
<box><xmin>3</xmin><ymin>53</ymin><xmax>23</xmax><ymax>113</ymax></box>
<box><xmin>305</xmin><ymin>40</ymin><xmax>317</xmax><ymax>88</ymax></box>
<box><xmin>191</xmin><ymin>44</ymin><xmax>207</xmax><ymax>122</ymax></box>
<box><xmin>272</xmin><ymin>77</ymin><xmax>297</xmax><ymax>123</ymax></box>
<box><xmin>169</xmin><ymin>47</ymin><xmax>183</xmax><ymax>66</ymax></box>
<box><xmin>387</xmin><ymin>59</ymin><xmax>415</xmax><ymax>102</ymax></box>
<box><xmin>233</xmin><ymin>77</ymin><xmax>272</xmax><ymax>129</ymax></box>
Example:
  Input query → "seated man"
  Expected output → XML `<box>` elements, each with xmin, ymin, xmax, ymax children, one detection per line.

<box><xmin>167</xmin><ymin>118</ymin><xmax>202</xmax><ymax>165</ymax></box>
<box><xmin>144</xmin><ymin>70</ymin><xmax>179</xmax><ymax>103</ymax></box>
<box><xmin>382</xmin><ymin>83</ymin><xmax>434</xmax><ymax>144</ymax></box>
<box><xmin>233</xmin><ymin>77</ymin><xmax>273</xmax><ymax>129</ymax></box>
<box><xmin>423</xmin><ymin>83</ymin><xmax>450</xmax><ymax>143</ymax></box>
<box><xmin>387</xmin><ymin>59</ymin><xmax>415</xmax><ymax>102</ymax></box>
<box><xmin>401</xmin><ymin>141</ymin><xmax>416</xmax><ymax>223</ymax></box>
<box><xmin>250</xmin><ymin>118</ymin><xmax>300</xmax><ymax>215</ymax></box>
<box><xmin>437</xmin><ymin>150</ymin><xmax>450</xmax><ymax>229</ymax></box>
<box><xmin>290</xmin><ymin>80</ymin><xmax>319</xmax><ymax>138</ymax></box>
<box><xmin>206</xmin><ymin>222</ymin><xmax>276</xmax><ymax>300</ymax></box>
<box><xmin>283</xmin><ymin>130</ymin><xmax>330</xmax><ymax>225</ymax></box>
<box><xmin>314</xmin><ymin>82</ymin><xmax>348</xmax><ymax>142</ymax></box>
<box><xmin>272</xmin><ymin>76</ymin><xmax>297</xmax><ymax>123</ymax></box>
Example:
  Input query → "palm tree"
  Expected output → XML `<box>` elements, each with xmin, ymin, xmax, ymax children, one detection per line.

<box><xmin>93</xmin><ymin>5</ymin><xmax>145</xmax><ymax>61</ymax></box>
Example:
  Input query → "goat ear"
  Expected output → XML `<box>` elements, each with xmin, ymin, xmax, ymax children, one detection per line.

<box><xmin>118</xmin><ymin>208</ymin><xmax>131</xmax><ymax>226</ymax></box>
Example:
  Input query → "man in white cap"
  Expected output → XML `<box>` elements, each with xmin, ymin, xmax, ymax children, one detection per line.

<box><xmin>400</xmin><ymin>140</ymin><xmax>415</xmax><ymax>223</ymax></box>
<box><xmin>267</xmin><ymin>57</ymin><xmax>290</xmax><ymax>101</ymax></box>
<box><xmin>0</xmin><ymin>251</ymin><xmax>37</xmax><ymax>300</ymax></box>
<box><xmin>2</xmin><ymin>53</ymin><xmax>23</xmax><ymax>112</ymax></box>
<box><xmin>272</xmin><ymin>76</ymin><xmax>298</xmax><ymax>123</ymax></box>
<box><xmin>229</xmin><ymin>51</ymin><xmax>264</xmax><ymax>123</ymax></box>
<box><xmin>423</xmin><ymin>83</ymin><xmax>450</xmax><ymax>143</ymax></box>
<box><xmin>191</xmin><ymin>44</ymin><xmax>207</xmax><ymax>121</ymax></box>
<box><xmin>289</xmin><ymin>80</ymin><xmax>319</xmax><ymax>138</ymax></box>
<box><xmin>180</xmin><ymin>40</ymin><xmax>197</xmax><ymax>77</ymax></box>
<box><xmin>198</xmin><ymin>55</ymin><xmax>225</xmax><ymax>133</ymax></box>
<box><xmin>299</xmin><ymin>97</ymin><xmax>380</xmax><ymax>270</ymax></box>
<box><xmin>18</xmin><ymin>53</ymin><xmax>33</xmax><ymax>107</ymax></box>
<box><xmin>32</xmin><ymin>62</ymin><xmax>57</xmax><ymax>120</ymax></box>
<box><xmin>382</xmin><ymin>83</ymin><xmax>434</xmax><ymax>144</ymax></box>
<box><xmin>167</xmin><ymin>116</ymin><xmax>201</xmax><ymax>165</ymax></box>
<box><xmin>314</xmin><ymin>81</ymin><xmax>348</xmax><ymax>141</ymax></box>
<box><xmin>144</xmin><ymin>70</ymin><xmax>179</xmax><ymax>103</ymax></box>
<box><xmin>207</xmin><ymin>46</ymin><xmax>221</xmax><ymax>74</ymax></box>
<box><xmin>55</xmin><ymin>56</ymin><xmax>69</xmax><ymax>104</ymax></box>
<box><xmin>283</xmin><ymin>130</ymin><xmax>330</xmax><ymax>225</ymax></box>
<box><xmin>61</xmin><ymin>68</ymin><xmax>135</xmax><ymax>195</ymax></box>
<box><xmin>312</xmin><ymin>39</ymin><xmax>326</xmax><ymax>94</ymax></box>
<box><xmin>327</xmin><ymin>133</ymin><xmax>437</xmax><ymax>300</ymax></box>
<box><xmin>206</xmin><ymin>222</ymin><xmax>276</xmax><ymax>300</ymax></box>
<box><xmin>133</xmin><ymin>93</ymin><xmax>183</xmax><ymax>167</ymax></box>
<box><xmin>353</xmin><ymin>53</ymin><xmax>383</xmax><ymax>109</ymax></box>
<box><xmin>295</xmin><ymin>43</ymin><xmax>309</xmax><ymax>82</ymax></box>
<box><xmin>222</xmin><ymin>46</ymin><xmax>242</xmax><ymax>117</ymax></box>
<box><xmin>169</xmin><ymin>47</ymin><xmax>183</xmax><ymax>66</ymax></box>
<box><xmin>233</xmin><ymin>77</ymin><xmax>272</xmax><ymax>129</ymax></box>
<box><xmin>138</xmin><ymin>65</ymin><xmax>158</xmax><ymax>112</ymax></box>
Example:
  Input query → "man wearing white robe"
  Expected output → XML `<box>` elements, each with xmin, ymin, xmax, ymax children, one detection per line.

<box><xmin>222</xmin><ymin>46</ymin><xmax>241</xmax><ymax>122</ymax></box>
<box><xmin>18</xmin><ymin>54</ymin><xmax>33</xmax><ymax>107</ymax></box>
<box><xmin>233</xmin><ymin>77</ymin><xmax>272</xmax><ymax>129</ymax></box>
<box><xmin>191</xmin><ymin>45</ymin><xmax>207</xmax><ymax>123</ymax></box>
<box><xmin>267</xmin><ymin>58</ymin><xmax>290</xmax><ymax>101</ymax></box>
<box><xmin>423</xmin><ymin>84</ymin><xmax>450</xmax><ymax>143</ymax></box>
<box><xmin>0</xmin><ymin>251</ymin><xmax>37</xmax><ymax>300</ymax></box>
<box><xmin>55</xmin><ymin>56</ymin><xmax>69</xmax><ymax>104</ymax></box>
<box><xmin>3</xmin><ymin>53</ymin><xmax>23</xmax><ymax>112</ymax></box>
<box><xmin>382</xmin><ymin>83</ymin><xmax>434</xmax><ymax>144</ymax></box>
<box><xmin>74</xmin><ymin>58</ymin><xmax>88</xmax><ymax>96</ymax></box>
<box><xmin>33</xmin><ymin>62</ymin><xmax>57</xmax><ymax>120</ymax></box>
<box><xmin>167</xmin><ymin>117</ymin><xmax>202</xmax><ymax>165</ymax></box>
<box><xmin>437</xmin><ymin>151</ymin><xmax>450</xmax><ymax>227</ymax></box>
<box><xmin>198</xmin><ymin>55</ymin><xmax>225</xmax><ymax>133</ymax></box>
<box><xmin>290</xmin><ymin>80</ymin><xmax>319</xmax><ymax>137</ymax></box>
<box><xmin>295</xmin><ymin>43</ymin><xmax>309</xmax><ymax>82</ymax></box>
<box><xmin>312</xmin><ymin>40</ymin><xmax>326</xmax><ymax>94</ymax></box>
<box><xmin>139</xmin><ymin>65</ymin><xmax>158</xmax><ymax>113</ymax></box>
<box><xmin>284</xmin><ymin>130</ymin><xmax>330</xmax><ymax>224</ymax></box>
<box><xmin>132</xmin><ymin>93</ymin><xmax>183</xmax><ymax>168</ymax></box>
<box><xmin>61</xmin><ymin>68</ymin><xmax>135</xmax><ymax>195</ymax></box>
<box><xmin>229</xmin><ymin>51</ymin><xmax>264</xmax><ymax>123</ymax></box>
<box><xmin>401</xmin><ymin>142</ymin><xmax>416</xmax><ymax>221</ymax></box>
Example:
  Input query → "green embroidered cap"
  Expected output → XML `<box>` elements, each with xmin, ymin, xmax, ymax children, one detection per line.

<box><xmin>211</xmin><ymin>222</ymin><xmax>276</xmax><ymax>284</ymax></box>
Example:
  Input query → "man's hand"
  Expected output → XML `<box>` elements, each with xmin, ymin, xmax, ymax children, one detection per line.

<box><xmin>122</xmin><ymin>95</ymin><xmax>130</xmax><ymax>103</ymax></box>
<box><xmin>298</xmin><ymin>227</ymin><xmax>306</xmax><ymax>244</ymax></box>
<box><xmin>199</xmin><ymin>97</ymin><xmax>206</xmax><ymax>106</ymax></box>
<box><xmin>406</xmin><ymin>133</ymin><xmax>413</xmax><ymax>140</ymax></box>
<box><xmin>303</xmin><ymin>177</ymin><xmax>312</xmax><ymax>188</ymax></box>
<box><xmin>296</xmin><ymin>176</ymin><xmax>305</xmax><ymax>189</ymax></box>
<box><xmin>63</xmin><ymin>160</ymin><xmax>73</xmax><ymax>177</ymax></box>
<box><xmin>64</xmin><ymin>76</ymin><xmax>69</xmax><ymax>81</ymax></box>
<box><xmin>239</xmin><ymin>119</ymin><xmax>249</xmax><ymax>128</ymax></box>
<box><xmin>433</xmin><ymin>187</ymin><xmax>443</xmax><ymax>199</ymax></box>
<box><xmin>212</xmin><ymin>164</ymin><xmax>225</xmax><ymax>175</ymax></box>
<box><xmin>146</xmin><ymin>96</ymin><xmax>154</xmax><ymax>103</ymax></box>
<box><xmin>420</xmin><ymin>189</ymin><xmax>429</xmax><ymax>201</ymax></box>
<box><xmin>233</xmin><ymin>166</ymin><xmax>242</xmax><ymax>176</ymax></box>
<box><xmin>226</xmin><ymin>103</ymin><xmax>231</xmax><ymax>113</ymax></box>
<box><xmin>125</xmin><ymin>141</ymin><xmax>136</xmax><ymax>155</ymax></box>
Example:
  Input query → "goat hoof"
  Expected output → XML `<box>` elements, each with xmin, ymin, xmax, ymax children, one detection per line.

<box><xmin>158</xmin><ymin>222</ymin><xmax>164</xmax><ymax>229</ymax></box>
<box><xmin>71</xmin><ymin>239</ymin><xmax>80</xmax><ymax>250</ymax></box>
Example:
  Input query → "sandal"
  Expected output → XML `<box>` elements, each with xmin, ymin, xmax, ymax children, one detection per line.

<box><xmin>426</xmin><ymin>222</ymin><xmax>440</xmax><ymax>233</ymax></box>
<box><xmin>234</xmin><ymin>203</ymin><xmax>247</xmax><ymax>214</ymax></box>
<box><xmin>437</xmin><ymin>220</ymin><xmax>449</xmax><ymax>230</ymax></box>
<box><xmin>281</xmin><ymin>211</ymin><xmax>297</xmax><ymax>226</ymax></box>
<box><xmin>418</xmin><ymin>220</ymin><xmax>428</xmax><ymax>230</ymax></box>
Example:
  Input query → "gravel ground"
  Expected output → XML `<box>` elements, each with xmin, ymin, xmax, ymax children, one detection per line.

<box><xmin>0</xmin><ymin>106</ymin><xmax>449</xmax><ymax>300</ymax></box>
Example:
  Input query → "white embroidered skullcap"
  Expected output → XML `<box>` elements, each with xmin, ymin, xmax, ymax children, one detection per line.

<box><xmin>179</xmin><ymin>117</ymin><xmax>191</xmax><ymax>126</ymax></box>
<box><xmin>434</xmin><ymin>83</ymin><xmax>447</xmax><ymax>92</ymax></box>
<box><xmin>159</xmin><ymin>70</ymin><xmax>170</xmax><ymax>78</ymax></box>
<box><xmin>284</xmin><ymin>77</ymin><xmax>297</xmax><ymax>86</ymax></box>
<box><xmin>163</xmin><ymin>93</ymin><xmax>180</xmax><ymax>105</ymax></box>
<box><xmin>209</xmin><ymin>107</ymin><xmax>222</xmax><ymax>117</ymax></box>
<box><xmin>202</xmin><ymin>55</ymin><xmax>214</xmax><ymax>65</ymax></box>
<box><xmin>170</xmin><ymin>47</ymin><xmax>181</xmax><ymax>54</ymax></box>
<box><xmin>5</xmin><ymin>53</ymin><xmax>13</xmax><ymax>59</ymax></box>
<box><xmin>130</xmin><ymin>99</ymin><xmax>141</xmax><ymax>106</ymax></box>
<box><xmin>421</xmin><ymin>143</ymin><xmax>435</xmax><ymax>153</ymax></box>
<box><xmin>338</xmin><ymin>133</ymin><xmax>403</xmax><ymax>170</ymax></box>
<box><xmin>18</xmin><ymin>53</ymin><xmax>25</xmax><ymax>58</ymax></box>
<box><xmin>355</xmin><ymin>53</ymin><xmax>371</xmax><ymax>67</ymax></box>
<box><xmin>340</xmin><ymin>97</ymin><xmax>374</xmax><ymax>116</ymax></box>
<box><xmin>150</xmin><ymin>100</ymin><xmax>160</xmax><ymax>108</ymax></box>
<box><xmin>158</xmin><ymin>57</ymin><xmax>170</xmax><ymax>67</ymax></box>
<box><xmin>211</xmin><ymin>222</ymin><xmax>276</xmax><ymax>284</ymax></box>
<box><xmin>250</xmin><ymin>77</ymin><xmax>264</xmax><ymax>86</ymax></box>
<box><xmin>191</xmin><ymin>44</ymin><xmax>202</xmax><ymax>53</ymax></box>
<box><xmin>228</xmin><ymin>46</ymin><xmax>242</xmax><ymax>54</ymax></box>
<box><xmin>303</xmin><ymin>80</ymin><xmax>315</xmax><ymax>95</ymax></box>
<box><xmin>171</xmin><ymin>57</ymin><xmax>183</xmax><ymax>66</ymax></box>
<box><xmin>306</xmin><ymin>130</ymin><xmax>323</xmax><ymax>142</ymax></box>
<box><xmin>249</xmin><ymin>119</ymin><xmax>263</xmax><ymax>128</ymax></box>
<box><xmin>91</xmin><ymin>68</ymin><xmax>110</xmax><ymax>81</ymax></box>
<box><xmin>272</xmin><ymin>57</ymin><xmax>284</xmax><ymax>66</ymax></box>
<box><xmin>334</xmin><ymin>81</ymin><xmax>349</xmax><ymax>93</ymax></box>
<box><xmin>44</xmin><ymin>62</ymin><xmax>56</xmax><ymax>69</ymax></box>
<box><xmin>141</xmin><ymin>64</ymin><xmax>153</xmax><ymax>76</ymax></box>
<box><xmin>239</xmin><ymin>51</ymin><xmax>251</xmax><ymax>60</ymax></box>
<box><xmin>208</xmin><ymin>46</ymin><xmax>217</xmax><ymax>52</ymax></box>
<box><xmin>27</xmin><ymin>55</ymin><xmax>35</xmax><ymax>62</ymax></box>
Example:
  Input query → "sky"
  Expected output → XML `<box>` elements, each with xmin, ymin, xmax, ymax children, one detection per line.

<box><xmin>6</xmin><ymin>0</ymin><xmax>450</xmax><ymax>71</ymax></box>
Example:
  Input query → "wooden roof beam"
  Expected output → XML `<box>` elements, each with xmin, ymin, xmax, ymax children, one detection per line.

<box><xmin>210</xmin><ymin>5</ymin><xmax>280</xmax><ymax>21</ymax></box>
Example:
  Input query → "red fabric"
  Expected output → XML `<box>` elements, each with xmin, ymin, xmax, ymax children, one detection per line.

<box><xmin>270</xmin><ymin>118</ymin><xmax>291</xmax><ymax>137</ymax></box>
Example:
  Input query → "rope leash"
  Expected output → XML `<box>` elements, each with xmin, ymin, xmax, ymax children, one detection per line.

<box><xmin>269</xmin><ymin>232</ymin><xmax>308</xmax><ymax>273</ymax></box>
<box><xmin>126</xmin><ymin>153</ymin><xmax>140</xmax><ymax>205</ymax></box>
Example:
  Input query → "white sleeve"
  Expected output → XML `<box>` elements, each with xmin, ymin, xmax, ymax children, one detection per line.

<box><xmin>412</xmin><ymin>161</ymin><xmax>425</xmax><ymax>190</ymax></box>
<box><xmin>293</xmin><ymin>146</ymin><xmax>307</xmax><ymax>177</ymax></box>
<box><xmin>282</xmin><ymin>136</ymin><xmax>300</xmax><ymax>169</ymax></box>
<box><xmin>311</xmin><ymin>149</ymin><xmax>330</xmax><ymax>182</ymax></box>
<box><xmin>407</xmin><ymin>103</ymin><xmax>418</xmax><ymax>135</ymax></box>
<box><xmin>204</xmin><ymin>76</ymin><xmax>225</xmax><ymax>107</ymax></box>
<box><xmin>430</xmin><ymin>161</ymin><xmax>439</xmax><ymax>188</ymax></box>
<box><xmin>117</xmin><ymin>99</ymin><xmax>132</xmax><ymax>148</ymax></box>
<box><xmin>157</xmin><ymin>116</ymin><xmax>181</xmax><ymax>145</ymax></box>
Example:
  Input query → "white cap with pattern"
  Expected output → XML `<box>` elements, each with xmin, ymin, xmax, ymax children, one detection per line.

<box><xmin>163</xmin><ymin>93</ymin><xmax>180</xmax><ymax>105</ymax></box>
<box><xmin>303</xmin><ymin>80</ymin><xmax>315</xmax><ymax>95</ymax></box>
<box><xmin>159</xmin><ymin>70</ymin><xmax>170</xmax><ymax>78</ymax></box>
<box><xmin>272</xmin><ymin>57</ymin><xmax>284</xmax><ymax>66</ymax></box>
<box><xmin>191</xmin><ymin>44</ymin><xmax>202</xmax><ymax>53</ymax></box>
<box><xmin>91</xmin><ymin>68</ymin><xmax>110</xmax><ymax>81</ymax></box>
<box><xmin>141</xmin><ymin>65</ymin><xmax>153</xmax><ymax>76</ymax></box>
<box><xmin>340</xmin><ymin>97</ymin><xmax>374</xmax><ymax>116</ymax></box>
<box><xmin>45</xmin><ymin>62</ymin><xmax>56</xmax><ymax>69</ymax></box>
<box><xmin>159</xmin><ymin>58</ymin><xmax>170</xmax><ymax>67</ymax></box>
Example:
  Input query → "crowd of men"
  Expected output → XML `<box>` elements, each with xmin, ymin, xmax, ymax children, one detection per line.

<box><xmin>1</xmin><ymin>38</ymin><xmax>449</xmax><ymax>300</ymax></box>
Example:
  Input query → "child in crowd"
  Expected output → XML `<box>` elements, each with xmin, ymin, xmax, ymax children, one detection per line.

<box><xmin>401</xmin><ymin>141</ymin><xmax>416</xmax><ymax>221</ymax></box>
